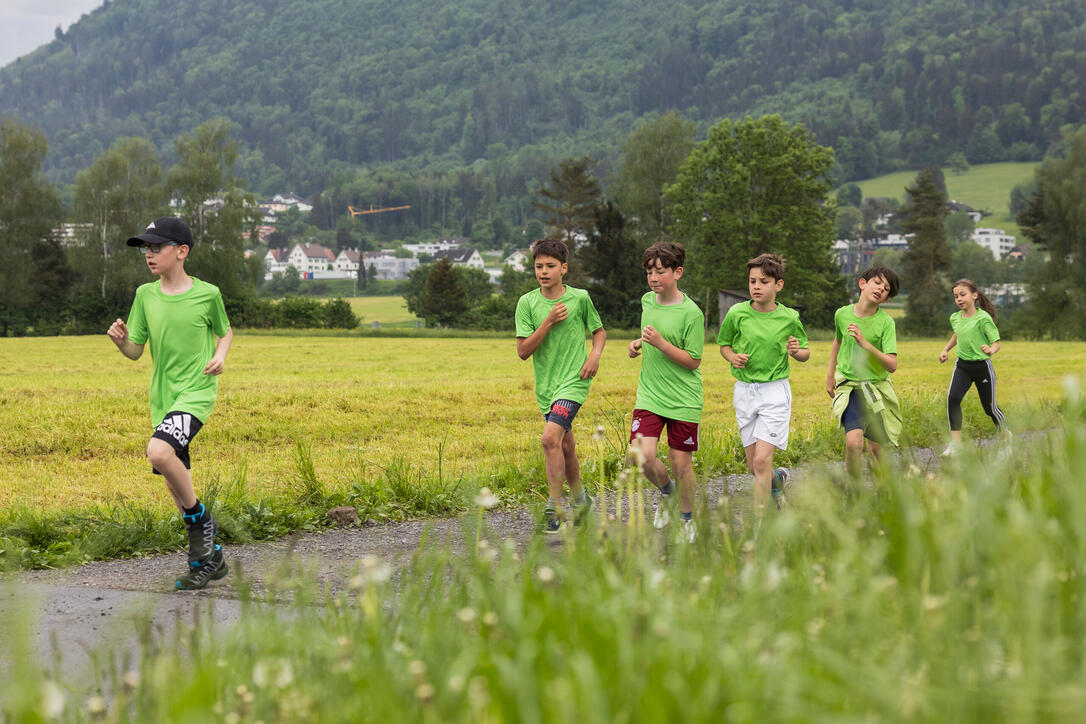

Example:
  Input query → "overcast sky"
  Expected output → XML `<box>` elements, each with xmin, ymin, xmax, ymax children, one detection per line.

<box><xmin>0</xmin><ymin>0</ymin><xmax>104</xmax><ymax>68</ymax></box>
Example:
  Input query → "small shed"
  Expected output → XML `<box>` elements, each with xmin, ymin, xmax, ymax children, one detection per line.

<box><xmin>717</xmin><ymin>289</ymin><xmax>750</xmax><ymax>327</ymax></box>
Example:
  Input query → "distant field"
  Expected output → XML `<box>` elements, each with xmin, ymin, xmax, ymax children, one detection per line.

<box><xmin>2</xmin><ymin>334</ymin><xmax>1082</xmax><ymax>516</ymax></box>
<box><xmin>855</xmin><ymin>161</ymin><xmax>1037</xmax><ymax>239</ymax></box>
<box><xmin>345</xmin><ymin>296</ymin><xmax>419</xmax><ymax>325</ymax></box>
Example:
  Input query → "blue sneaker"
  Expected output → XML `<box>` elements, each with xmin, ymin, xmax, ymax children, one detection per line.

<box><xmin>543</xmin><ymin>509</ymin><xmax>563</xmax><ymax>535</ymax></box>
<box><xmin>771</xmin><ymin>468</ymin><xmax>789</xmax><ymax>510</ymax></box>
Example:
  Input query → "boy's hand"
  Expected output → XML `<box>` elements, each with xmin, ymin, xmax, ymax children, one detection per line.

<box><xmin>579</xmin><ymin>356</ymin><xmax>599</xmax><ymax>379</ymax></box>
<box><xmin>203</xmin><ymin>355</ymin><xmax>226</xmax><ymax>375</ymax></box>
<box><xmin>787</xmin><ymin>336</ymin><xmax>801</xmax><ymax>357</ymax></box>
<box><xmin>980</xmin><ymin>344</ymin><xmax>993</xmax><ymax>355</ymax></box>
<box><xmin>641</xmin><ymin>325</ymin><xmax>662</xmax><ymax>348</ymax></box>
<box><xmin>939</xmin><ymin>350</ymin><xmax>949</xmax><ymax>363</ymax></box>
<box><xmin>545</xmin><ymin>303</ymin><xmax>568</xmax><ymax>327</ymax></box>
<box><xmin>627</xmin><ymin>339</ymin><xmax>642</xmax><ymax>358</ymax></box>
<box><xmin>826</xmin><ymin>373</ymin><xmax>836</xmax><ymax>398</ymax></box>
<box><xmin>846</xmin><ymin>323</ymin><xmax>867</xmax><ymax>347</ymax></box>
<box><xmin>731</xmin><ymin>352</ymin><xmax>750</xmax><ymax>369</ymax></box>
<box><xmin>107</xmin><ymin>318</ymin><xmax>129</xmax><ymax>346</ymax></box>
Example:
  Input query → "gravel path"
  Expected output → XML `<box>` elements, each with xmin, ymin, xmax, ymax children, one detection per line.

<box><xmin>1</xmin><ymin>444</ymin><xmax>952</xmax><ymax>687</ymax></box>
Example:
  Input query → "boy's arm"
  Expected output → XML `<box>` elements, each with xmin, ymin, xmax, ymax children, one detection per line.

<box><xmin>641</xmin><ymin>326</ymin><xmax>700</xmax><ymax>370</ymax></box>
<box><xmin>516</xmin><ymin>303</ymin><xmax>566</xmax><ymax>360</ymax></box>
<box><xmin>826</xmin><ymin>337</ymin><xmax>840</xmax><ymax>397</ymax></box>
<box><xmin>107</xmin><ymin>318</ymin><xmax>144</xmax><ymax>360</ymax></box>
<box><xmin>939</xmin><ymin>333</ymin><xmax>957</xmax><ymax>363</ymax></box>
<box><xmin>787</xmin><ymin>336</ymin><xmax>810</xmax><ymax>363</ymax></box>
<box><xmin>846</xmin><ymin>324</ymin><xmax>897</xmax><ymax>373</ymax></box>
<box><xmin>719</xmin><ymin>345</ymin><xmax>748</xmax><ymax>368</ymax></box>
<box><xmin>204</xmin><ymin>327</ymin><xmax>234</xmax><ymax>375</ymax></box>
<box><xmin>580</xmin><ymin>326</ymin><xmax>606</xmax><ymax>379</ymax></box>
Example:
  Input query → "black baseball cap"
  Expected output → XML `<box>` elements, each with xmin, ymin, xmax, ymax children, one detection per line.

<box><xmin>126</xmin><ymin>216</ymin><xmax>194</xmax><ymax>248</ymax></box>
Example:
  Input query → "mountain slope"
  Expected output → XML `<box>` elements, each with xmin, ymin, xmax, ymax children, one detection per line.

<box><xmin>1</xmin><ymin>0</ymin><xmax>1083</xmax><ymax>193</ymax></box>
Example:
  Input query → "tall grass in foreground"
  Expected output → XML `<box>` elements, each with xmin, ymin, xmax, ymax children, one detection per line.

<box><xmin>6</xmin><ymin>384</ymin><xmax>1086</xmax><ymax>722</ymax></box>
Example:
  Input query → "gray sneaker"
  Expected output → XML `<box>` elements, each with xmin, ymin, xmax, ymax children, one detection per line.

<box><xmin>184</xmin><ymin>513</ymin><xmax>218</xmax><ymax>564</ymax></box>
<box><xmin>771</xmin><ymin>468</ymin><xmax>789</xmax><ymax>510</ymax></box>
<box><xmin>175</xmin><ymin>545</ymin><xmax>229</xmax><ymax>591</ymax></box>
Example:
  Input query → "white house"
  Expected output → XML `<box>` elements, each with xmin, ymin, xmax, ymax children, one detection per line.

<box><xmin>503</xmin><ymin>249</ymin><xmax>530</xmax><ymax>271</ymax></box>
<box><xmin>264</xmin><ymin>247</ymin><xmax>291</xmax><ymax>279</ymax></box>
<box><xmin>334</xmin><ymin>248</ymin><xmax>361</xmax><ymax>272</ymax></box>
<box><xmin>53</xmin><ymin>223</ymin><xmax>94</xmax><ymax>248</ymax></box>
<box><xmin>287</xmin><ymin>242</ymin><xmax>336</xmax><ymax>276</ymax></box>
<box><xmin>267</xmin><ymin>193</ymin><xmax>314</xmax><ymax>213</ymax></box>
<box><xmin>362</xmin><ymin>252</ymin><xmax>419</xmax><ymax>280</ymax></box>
<box><xmin>971</xmin><ymin>228</ymin><xmax>1016</xmax><ymax>260</ymax></box>
<box><xmin>433</xmin><ymin>247</ymin><xmax>485</xmax><ymax>270</ymax></box>
<box><xmin>402</xmin><ymin>238</ymin><xmax>470</xmax><ymax>257</ymax></box>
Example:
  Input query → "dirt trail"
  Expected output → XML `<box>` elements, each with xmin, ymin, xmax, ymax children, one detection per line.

<box><xmin>2</xmin><ymin>445</ymin><xmax>951</xmax><ymax>687</ymax></box>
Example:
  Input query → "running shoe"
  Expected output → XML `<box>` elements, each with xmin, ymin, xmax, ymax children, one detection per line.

<box><xmin>771</xmin><ymin>468</ymin><xmax>789</xmax><ymax>510</ymax></box>
<box><xmin>653</xmin><ymin>502</ymin><xmax>670</xmax><ymax>529</ymax></box>
<box><xmin>175</xmin><ymin>545</ymin><xmax>229</xmax><ymax>591</ymax></box>
<box><xmin>680</xmin><ymin>518</ymin><xmax>696</xmax><ymax>543</ymax></box>
<box><xmin>543</xmin><ymin>509</ymin><xmax>562</xmax><ymax>535</ymax></box>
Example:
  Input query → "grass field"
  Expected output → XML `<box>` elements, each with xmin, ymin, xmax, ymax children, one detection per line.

<box><xmin>7</xmin><ymin>402</ymin><xmax>1086</xmax><ymax>721</ymax></box>
<box><xmin>2</xmin><ymin>334</ymin><xmax>1082</xmax><ymax>520</ymax></box>
<box><xmin>345</xmin><ymin>296</ymin><xmax>420</xmax><ymax>326</ymax></box>
<box><xmin>856</xmin><ymin>161</ymin><xmax>1037</xmax><ymax>239</ymax></box>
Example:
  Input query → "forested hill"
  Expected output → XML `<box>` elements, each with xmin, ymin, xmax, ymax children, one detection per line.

<box><xmin>2</xmin><ymin>0</ymin><xmax>1084</xmax><ymax>194</ymax></box>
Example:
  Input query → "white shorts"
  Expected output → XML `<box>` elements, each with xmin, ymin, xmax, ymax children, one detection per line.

<box><xmin>733</xmin><ymin>379</ymin><xmax>792</xmax><ymax>450</ymax></box>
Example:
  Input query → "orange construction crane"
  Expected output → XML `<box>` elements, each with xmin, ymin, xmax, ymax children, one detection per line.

<box><xmin>348</xmin><ymin>204</ymin><xmax>411</xmax><ymax>218</ymax></box>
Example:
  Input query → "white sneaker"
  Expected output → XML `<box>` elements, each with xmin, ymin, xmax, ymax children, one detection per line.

<box><xmin>941</xmin><ymin>442</ymin><xmax>959</xmax><ymax>457</ymax></box>
<box><xmin>653</xmin><ymin>503</ymin><xmax>670</xmax><ymax>529</ymax></box>
<box><xmin>681</xmin><ymin>519</ymin><xmax>696</xmax><ymax>543</ymax></box>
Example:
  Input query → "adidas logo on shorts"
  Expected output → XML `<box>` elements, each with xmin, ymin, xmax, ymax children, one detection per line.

<box><xmin>156</xmin><ymin>413</ymin><xmax>193</xmax><ymax>448</ymax></box>
<box><xmin>683</xmin><ymin>437</ymin><xmax>694</xmax><ymax>445</ymax></box>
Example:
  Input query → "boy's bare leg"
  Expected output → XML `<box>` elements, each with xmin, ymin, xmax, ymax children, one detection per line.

<box><xmin>867</xmin><ymin>440</ymin><xmax>883</xmax><ymax>468</ymax></box>
<box><xmin>561</xmin><ymin>429</ymin><xmax>584</xmax><ymax>498</ymax></box>
<box><xmin>633</xmin><ymin>436</ymin><xmax>670</xmax><ymax>489</ymax></box>
<box><xmin>541</xmin><ymin>421</ymin><xmax>570</xmax><ymax>502</ymax></box>
<box><xmin>147</xmin><ymin>438</ymin><xmax>197</xmax><ymax>511</ymax></box>
<box><xmin>844</xmin><ymin>429</ymin><xmax>866</xmax><ymax>479</ymax></box>
<box><xmin>745</xmin><ymin>440</ymin><xmax>775</xmax><ymax>512</ymax></box>
<box><xmin>668</xmin><ymin>448</ymin><xmax>695</xmax><ymax>516</ymax></box>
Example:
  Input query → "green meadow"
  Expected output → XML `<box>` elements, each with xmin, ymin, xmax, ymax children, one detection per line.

<box><xmin>855</xmin><ymin>161</ymin><xmax>1037</xmax><ymax>239</ymax></box>
<box><xmin>1</xmin><ymin>333</ymin><xmax>1082</xmax><ymax>569</ymax></box>
<box><xmin>6</xmin><ymin>393</ymin><xmax>1086</xmax><ymax>722</ymax></box>
<box><xmin>345</xmin><ymin>296</ymin><xmax>420</xmax><ymax>326</ymax></box>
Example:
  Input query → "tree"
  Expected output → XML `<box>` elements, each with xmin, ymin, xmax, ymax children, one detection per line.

<box><xmin>73</xmin><ymin>137</ymin><xmax>166</xmax><ymax>305</ymax></box>
<box><xmin>0</xmin><ymin>118</ymin><xmax>63</xmax><ymax>336</ymax></box>
<box><xmin>837</xmin><ymin>183</ymin><xmax>863</xmax><ymax>208</ymax></box>
<box><xmin>665</xmin><ymin>115</ymin><xmax>845</xmax><ymax>328</ymax></box>
<box><xmin>168</xmin><ymin>120</ymin><xmax>262</xmax><ymax>303</ymax></box>
<box><xmin>580</xmin><ymin>201</ymin><xmax>645</xmax><ymax>329</ymax></box>
<box><xmin>419</xmin><ymin>258</ymin><xmax>469</xmax><ymax>327</ymax></box>
<box><xmin>532</xmin><ymin>157</ymin><xmax>601</xmax><ymax>250</ymax></box>
<box><xmin>900</xmin><ymin>167</ymin><xmax>951</xmax><ymax>334</ymax></box>
<box><xmin>835</xmin><ymin>206</ymin><xmax>863</xmax><ymax>240</ymax></box>
<box><xmin>947</xmin><ymin>152</ymin><xmax>970</xmax><ymax>175</ymax></box>
<box><xmin>612</xmin><ymin>111</ymin><xmax>697</xmax><ymax>243</ymax></box>
<box><xmin>1016</xmin><ymin>126</ymin><xmax>1086</xmax><ymax>338</ymax></box>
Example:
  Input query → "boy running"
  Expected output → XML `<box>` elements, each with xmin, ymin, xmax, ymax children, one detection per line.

<box><xmin>107</xmin><ymin>217</ymin><xmax>233</xmax><ymax>590</ymax></box>
<box><xmin>718</xmin><ymin>254</ymin><xmax>809</xmax><ymax>512</ymax></box>
<box><xmin>515</xmin><ymin>239</ymin><xmax>606</xmax><ymax>534</ymax></box>
<box><xmin>825</xmin><ymin>266</ymin><xmax>901</xmax><ymax>479</ymax></box>
<box><xmin>627</xmin><ymin>242</ymin><xmax>704</xmax><ymax>542</ymax></box>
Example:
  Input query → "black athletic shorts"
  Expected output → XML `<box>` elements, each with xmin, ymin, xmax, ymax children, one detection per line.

<box><xmin>840</xmin><ymin>390</ymin><xmax>890</xmax><ymax>445</ymax></box>
<box><xmin>150</xmin><ymin>410</ymin><xmax>204</xmax><ymax>474</ymax></box>
<box><xmin>543</xmin><ymin>399</ymin><xmax>582</xmax><ymax>431</ymax></box>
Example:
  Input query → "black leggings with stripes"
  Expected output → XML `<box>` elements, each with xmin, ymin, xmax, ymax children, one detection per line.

<box><xmin>947</xmin><ymin>358</ymin><xmax>1005</xmax><ymax>432</ymax></box>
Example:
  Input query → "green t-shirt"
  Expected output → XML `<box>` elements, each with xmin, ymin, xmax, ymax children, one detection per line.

<box><xmin>717</xmin><ymin>301</ymin><xmax>808</xmax><ymax>383</ymax></box>
<box><xmin>950</xmin><ymin>309</ymin><xmax>1000</xmax><ymax>361</ymax></box>
<box><xmin>126</xmin><ymin>278</ymin><xmax>231</xmax><ymax>428</ymax></box>
<box><xmin>515</xmin><ymin>286</ymin><xmax>604</xmax><ymax>415</ymax></box>
<box><xmin>833</xmin><ymin>304</ymin><xmax>897</xmax><ymax>382</ymax></box>
<box><xmin>634</xmin><ymin>292</ymin><xmax>704</xmax><ymax>423</ymax></box>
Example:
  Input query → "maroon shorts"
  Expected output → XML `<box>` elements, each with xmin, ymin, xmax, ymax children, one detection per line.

<box><xmin>630</xmin><ymin>409</ymin><xmax>699</xmax><ymax>451</ymax></box>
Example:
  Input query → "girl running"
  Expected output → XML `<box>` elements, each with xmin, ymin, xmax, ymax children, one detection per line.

<box><xmin>938</xmin><ymin>278</ymin><xmax>1006</xmax><ymax>454</ymax></box>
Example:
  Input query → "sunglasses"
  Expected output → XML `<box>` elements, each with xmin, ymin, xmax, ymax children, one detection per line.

<box><xmin>138</xmin><ymin>242</ymin><xmax>180</xmax><ymax>255</ymax></box>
